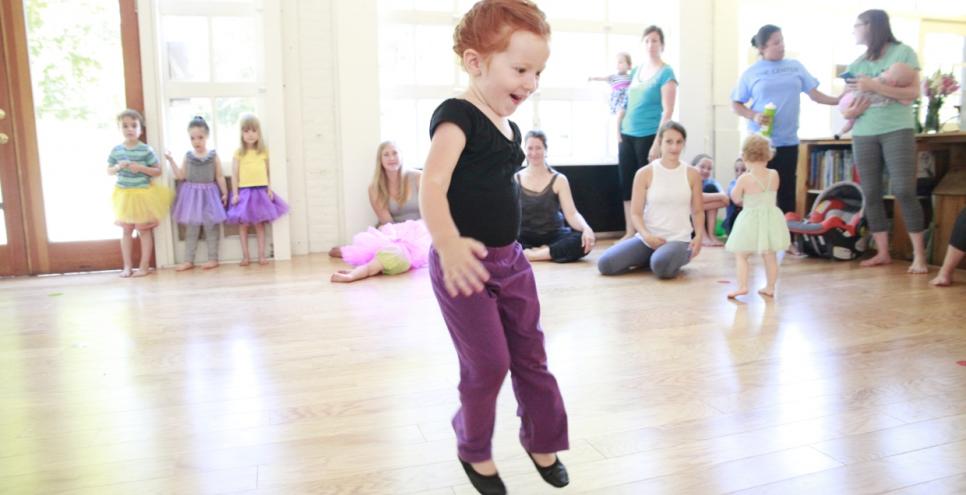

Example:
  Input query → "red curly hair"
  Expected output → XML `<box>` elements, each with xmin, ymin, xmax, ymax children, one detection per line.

<box><xmin>453</xmin><ymin>0</ymin><xmax>551</xmax><ymax>63</ymax></box>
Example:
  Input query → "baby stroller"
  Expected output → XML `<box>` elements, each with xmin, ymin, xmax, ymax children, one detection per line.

<box><xmin>785</xmin><ymin>181</ymin><xmax>869</xmax><ymax>260</ymax></box>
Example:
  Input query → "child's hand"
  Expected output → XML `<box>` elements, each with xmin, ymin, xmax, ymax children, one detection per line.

<box><xmin>581</xmin><ymin>230</ymin><xmax>596</xmax><ymax>254</ymax></box>
<box><xmin>116</xmin><ymin>160</ymin><xmax>129</xmax><ymax>170</ymax></box>
<box><xmin>221</xmin><ymin>193</ymin><xmax>228</xmax><ymax>206</ymax></box>
<box><xmin>642</xmin><ymin>233</ymin><xmax>665</xmax><ymax>249</ymax></box>
<box><xmin>435</xmin><ymin>237</ymin><xmax>490</xmax><ymax>297</ymax></box>
<box><xmin>689</xmin><ymin>236</ymin><xmax>702</xmax><ymax>259</ymax></box>
<box><xmin>268</xmin><ymin>189</ymin><xmax>274</xmax><ymax>201</ymax></box>
<box><xmin>231</xmin><ymin>195</ymin><xmax>239</xmax><ymax>206</ymax></box>
<box><xmin>164</xmin><ymin>150</ymin><xmax>174</xmax><ymax>161</ymax></box>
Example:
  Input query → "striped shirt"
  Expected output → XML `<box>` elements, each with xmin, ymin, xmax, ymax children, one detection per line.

<box><xmin>107</xmin><ymin>143</ymin><xmax>159</xmax><ymax>189</ymax></box>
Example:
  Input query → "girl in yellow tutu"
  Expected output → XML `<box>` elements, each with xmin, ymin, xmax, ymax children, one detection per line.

<box><xmin>107</xmin><ymin>109</ymin><xmax>173</xmax><ymax>277</ymax></box>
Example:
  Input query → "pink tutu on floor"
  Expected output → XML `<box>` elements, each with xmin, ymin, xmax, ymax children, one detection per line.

<box><xmin>172</xmin><ymin>182</ymin><xmax>228</xmax><ymax>225</ymax></box>
<box><xmin>341</xmin><ymin>220</ymin><xmax>431</xmax><ymax>270</ymax></box>
<box><xmin>226</xmin><ymin>186</ymin><xmax>288</xmax><ymax>224</ymax></box>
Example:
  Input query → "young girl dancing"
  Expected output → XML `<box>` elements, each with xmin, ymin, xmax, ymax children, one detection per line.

<box><xmin>725</xmin><ymin>134</ymin><xmax>791</xmax><ymax>298</ymax></box>
<box><xmin>420</xmin><ymin>1</ymin><xmax>569</xmax><ymax>493</ymax></box>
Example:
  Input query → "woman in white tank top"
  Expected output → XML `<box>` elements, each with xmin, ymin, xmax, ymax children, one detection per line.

<box><xmin>598</xmin><ymin>121</ymin><xmax>705</xmax><ymax>278</ymax></box>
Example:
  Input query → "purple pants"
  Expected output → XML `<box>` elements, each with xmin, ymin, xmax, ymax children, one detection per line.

<box><xmin>429</xmin><ymin>242</ymin><xmax>569</xmax><ymax>463</ymax></box>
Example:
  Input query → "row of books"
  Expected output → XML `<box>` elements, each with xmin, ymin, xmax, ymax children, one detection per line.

<box><xmin>807</xmin><ymin>148</ymin><xmax>890</xmax><ymax>193</ymax></box>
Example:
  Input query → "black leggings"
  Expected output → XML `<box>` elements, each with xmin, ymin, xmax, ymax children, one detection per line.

<box><xmin>519</xmin><ymin>230</ymin><xmax>587</xmax><ymax>263</ymax></box>
<box><xmin>618</xmin><ymin>134</ymin><xmax>656</xmax><ymax>201</ymax></box>
<box><xmin>768</xmin><ymin>145</ymin><xmax>799</xmax><ymax>214</ymax></box>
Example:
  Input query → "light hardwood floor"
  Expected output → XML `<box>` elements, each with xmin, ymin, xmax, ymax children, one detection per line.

<box><xmin>1</xmin><ymin>244</ymin><xmax>964</xmax><ymax>494</ymax></box>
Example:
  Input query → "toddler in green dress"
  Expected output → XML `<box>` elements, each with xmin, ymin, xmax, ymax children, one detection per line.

<box><xmin>725</xmin><ymin>134</ymin><xmax>791</xmax><ymax>298</ymax></box>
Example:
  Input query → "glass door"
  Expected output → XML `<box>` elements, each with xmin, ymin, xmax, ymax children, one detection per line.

<box><xmin>0</xmin><ymin>0</ymin><xmax>144</xmax><ymax>274</ymax></box>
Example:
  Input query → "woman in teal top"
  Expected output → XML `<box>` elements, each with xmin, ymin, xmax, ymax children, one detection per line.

<box><xmin>841</xmin><ymin>9</ymin><xmax>927</xmax><ymax>274</ymax></box>
<box><xmin>618</xmin><ymin>25</ymin><xmax>678</xmax><ymax>239</ymax></box>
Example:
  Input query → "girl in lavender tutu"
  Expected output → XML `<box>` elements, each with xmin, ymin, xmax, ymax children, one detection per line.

<box><xmin>227</xmin><ymin>114</ymin><xmax>289</xmax><ymax>265</ymax></box>
<box><xmin>164</xmin><ymin>116</ymin><xmax>228</xmax><ymax>271</ymax></box>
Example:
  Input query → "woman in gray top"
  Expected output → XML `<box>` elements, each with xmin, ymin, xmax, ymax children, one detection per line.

<box><xmin>329</xmin><ymin>141</ymin><xmax>422</xmax><ymax>258</ymax></box>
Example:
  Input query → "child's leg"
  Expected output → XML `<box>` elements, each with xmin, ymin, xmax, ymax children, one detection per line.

<box><xmin>255</xmin><ymin>222</ymin><xmax>268</xmax><ymax>264</ymax></box>
<box><xmin>239</xmin><ymin>224</ymin><xmax>251</xmax><ymax>265</ymax></box>
<box><xmin>760</xmin><ymin>251</ymin><xmax>778</xmax><ymax>296</ymax></box>
<box><xmin>178</xmin><ymin>224</ymin><xmax>201</xmax><ymax>271</ymax></box>
<box><xmin>703</xmin><ymin>208</ymin><xmax>723</xmax><ymax>246</ymax></box>
<box><xmin>330</xmin><ymin>257</ymin><xmax>384</xmax><ymax>283</ymax></box>
<box><xmin>202</xmin><ymin>222</ymin><xmax>219</xmax><ymax>269</ymax></box>
<box><xmin>728</xmin><ymin>252</ymin><xmax>750</xmax><ymax>298</ymax></box>
<box><xmin>498</xmin><ymin>247</ymin><xmax>568</xmax><ymax>459</ymax></box>
<box><xmin>132</xmin><ymin>227</ymin><xmax>154</xmax><ymax>277</ymax></box>
<box><xmin>427</xmin><ymin>249</ymin><xmax>511</xmax><ymax>473</ymax></box>
<box><xmin>120</xmin><ymin>224</ymin><xmax>135</xmax><ymax>277</ymax></box>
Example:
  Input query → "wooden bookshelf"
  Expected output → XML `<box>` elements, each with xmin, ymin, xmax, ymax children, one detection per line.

<box><xmin>797</xmin><ymin>132</ymin><xmax>966</xmax><ymax>263</ymax></box>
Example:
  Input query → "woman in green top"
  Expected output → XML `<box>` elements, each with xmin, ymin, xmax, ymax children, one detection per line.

<box><xmin>841</xmin><ymin>9</ymin><xmax>927</xmax><ymax>274</ymax></box>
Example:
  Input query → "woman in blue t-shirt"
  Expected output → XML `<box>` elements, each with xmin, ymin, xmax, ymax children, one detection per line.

<box><xmin>618</xmin><ymin>25</ymin><xmax>678</xmax><ymax>240</ymax></box>
<box><xmin>731</xmin><ymin>24</ymin><xmax>840</xmax><ymax>215</ymax></box>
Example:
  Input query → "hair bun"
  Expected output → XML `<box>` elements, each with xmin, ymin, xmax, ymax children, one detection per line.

<box><xmin>750</xmin><ymin>35</ymin><xmax>758</xmax><ymax>48</ymax></box>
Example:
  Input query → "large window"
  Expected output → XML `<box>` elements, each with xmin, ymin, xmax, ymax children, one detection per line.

<box><xmin>157</xmin><ymin>1</ymin><xmax>263</xmax><ymax>167</ymax></box>
<box><xmin>378</xmin><ymin>0</ymin><xmax>679</xmax><ymax>166</ymax></box>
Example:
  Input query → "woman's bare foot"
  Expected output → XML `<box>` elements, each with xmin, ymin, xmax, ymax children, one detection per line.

<box><xmin>330</xmin><ymin>269</ymin><xmax>361</xmax><ymax>283</ymax></box>
<box><xmin>119</xmin><ymin>268</ymin><xmax>133</xmax><ymax>278</ymax></box>
<box><xmin>175</xmin><ymin>262</ymin><xmax>194</xmax><ymax>271</ymax></box>
<box><xmin>328</xmin><ymin>246</ymin><xmax>343</xmax><ymax>258</ymax></box>
<box><xmin>860</xmin><ymin>254</ymin><xmax>891</xmax><ymax>267</ymax></box>
<box><xmin>930</xmin><ymin>272</ymin><xmax>952</xmax><ymax>286</ymax></box>
<box><xmin>727</xmin><ymin>287</ymin><xmax>748</xmax><ymax>299</ymax></box>
<box><xmin>258</xmin><ymin>258</ymin><xmax>270</xmax><ymax>265</ymax></box>
<box><xmin>131</xmin><ymin>268</ymin><xmax>151</xmax><ymax>278</ymax></box>
<box><xmin>239</xmin><ymin>258</ymin><xmax>250</xmax><ymax>267</ymax></box>
<box><xmin>201</xmin><ymin>260</ymin><xmax>219</xmax><ymax>270</ymax></box>
<box><xmin>758</xmin><ymin>286</ymin><xmax>775</xmax><ymax>297</ymax></box>
<box><xmin>908</xmin><ymin>258</ymin><xmax>928</xmax><ymax>274</ymax></box>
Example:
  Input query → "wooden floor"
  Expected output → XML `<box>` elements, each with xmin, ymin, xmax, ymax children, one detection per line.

<box><xmin>1</xmin><ymin>244</ymin><xmax>965</xmax><ymax>494</ymax></box>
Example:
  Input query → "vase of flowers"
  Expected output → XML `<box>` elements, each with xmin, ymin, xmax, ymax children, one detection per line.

<box><xmin>921</xmin><ymin>69</ymin><xmax>960</xmax><ymax>133</ymax></box>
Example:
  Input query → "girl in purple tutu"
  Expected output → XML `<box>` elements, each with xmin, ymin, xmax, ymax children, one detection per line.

<box><xmin>227</xmin><ymin>114</ymin><xmax>289</xmax><ymax>265</ymax></box>
<box><xmin>164</xmin><ymin>116</ymin><xmax>228</xmax><ymax>271</ymax></box>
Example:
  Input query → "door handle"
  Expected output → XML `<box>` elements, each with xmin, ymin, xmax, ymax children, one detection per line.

<box><xmin>0</xmin><ymin>133</ymin><xmax>8</xmax><ymax>145</ymax></box>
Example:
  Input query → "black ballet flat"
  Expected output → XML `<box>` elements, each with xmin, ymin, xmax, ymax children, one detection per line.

<box><xmin>528</xmin><ymin>453</ymin><xmax>570</xmax><ymax>488</ymax></box>
<box><xmin>459</xmin><ymin>458</ymin><xmax>507</xmax><ymax>495</ymax></box>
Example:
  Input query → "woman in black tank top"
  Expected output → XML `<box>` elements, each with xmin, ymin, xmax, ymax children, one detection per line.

<box><xmin>517</xmin><ymin>130</ymin><xmax>595</xmax><ymax>263</ymax></box>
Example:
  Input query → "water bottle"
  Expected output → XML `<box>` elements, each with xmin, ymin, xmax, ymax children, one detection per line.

<box><xmin>760</xmin><ymin>102</ymin><xmax>777</xmax><ymax>137</ymax></box>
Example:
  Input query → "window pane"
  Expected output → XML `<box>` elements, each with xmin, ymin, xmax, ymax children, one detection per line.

<box><xmin>415</xmin><ymin>25</ymin><xmax>456</xmax><ymax>86</ymax></box>
<box><xmin>0</xmin><ymin>185</ymin><xmax>7</xmax><ymax>245</ymax></box>
<box><xmin>212</xmin><ymin>17</ymin><xmax>257</xmax><ymax>82</ymax></box>
<box><xmin>214</xmin><ymin>97</ymin><xmax>257</xmax><ymax>168</ymax></box>
<box><xmin>543</xmin><ymin>32</ymin><xmax>606</xmax><ymax>88</ymax></box>
<box><xmin>164</xmin><ymin>16</ymin><xmax>210</xmax><ymax>81</ymax></box>
<box><xmin>381</xmin><ymin>98</ymin><xmax>419</xmax><ymax>164</ymax></box>
<box><xmin>542</xmin><ymin>0</ymin><xmax>604</xmax><ymax>21</ymax></box>
<box><xmin>166</xmin><ymin>98</ymin><xmax>214</xmax><ymax>159</ymax></box>
<box><xmin>380</xmin><ymin>25</ymin><xmax>416</xmax><ymax>86</ymax></box>
<box><xmin>26</xmin><ymin>0</ymin><xmax>127</xmax><ymax>242</ymax></box>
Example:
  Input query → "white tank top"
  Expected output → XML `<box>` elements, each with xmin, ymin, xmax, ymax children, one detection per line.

<box><xmin>639</xmin><ymin>159</ymin><xmax>693</xmax><ymax>245</ymax></box>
